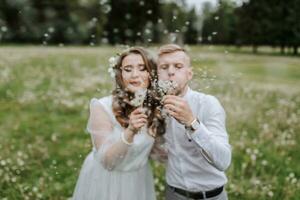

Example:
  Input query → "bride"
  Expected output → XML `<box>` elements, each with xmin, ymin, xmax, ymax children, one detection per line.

<box><xmin>72</xmin><ymin>47</ymin><xmax>165</xmax><ymax>200</ymax></box>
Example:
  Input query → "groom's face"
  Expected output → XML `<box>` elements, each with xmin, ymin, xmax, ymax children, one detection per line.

<box><xmin>157</xmin><ymin>51</ymin><xmax>192</xmax><ymax>95</ymax></box>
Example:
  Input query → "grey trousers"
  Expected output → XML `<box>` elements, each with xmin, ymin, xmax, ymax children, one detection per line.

<box><xmin>165</xmin><ymin>185</ymin><xmax>228</xmax><ymax>200</ymax></box>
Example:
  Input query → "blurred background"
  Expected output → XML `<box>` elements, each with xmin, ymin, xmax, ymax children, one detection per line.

<box><xmin>0</xmin><ymin>0</ymin><xmax>299</xmax><ymax>199</ymax></box>
<box><xmin>0</xmin><ymin>0</ymin><xmax>299</xmax><ymax>54</ymax></box>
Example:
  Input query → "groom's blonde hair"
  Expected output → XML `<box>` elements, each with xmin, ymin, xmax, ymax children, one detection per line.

<box><xmin>158</xmin><ymin>44</ymin><xmax>186</xmax><ymax>56</ymax></box>
<box><xmin>158</xmin><ymin>44</ymin><xmax>190</xmax><ymax>67</ymax></box>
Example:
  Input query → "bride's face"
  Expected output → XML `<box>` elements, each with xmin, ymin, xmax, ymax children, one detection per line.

<box><xmin>121</xmin><ymin>53</ymin><xmax>150</xmax><ymax>93</ymax></box>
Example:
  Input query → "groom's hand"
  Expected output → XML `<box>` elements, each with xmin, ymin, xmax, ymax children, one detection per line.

<box><xmin>163</xmin><ymin>95</ymin><xmax>194</xmax><ymax>126</ymax></box>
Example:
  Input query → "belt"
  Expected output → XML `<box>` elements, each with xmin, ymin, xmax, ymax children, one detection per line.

<box><xmin>168</xmin><ymin>185</ymin><xmax>224</xmax><ymax>199</ymax></box>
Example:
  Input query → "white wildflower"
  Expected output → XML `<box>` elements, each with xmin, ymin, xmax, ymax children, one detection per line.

<box><xmin>0</xmin><ymin>160</ymin><xmax>6</xmax><ymax>166</ymax></box>
<box><xmin>157</xmin><ymin>80</ymin><xmax>178</xmax><ymax>97</ymax></box>
<box><xmin>161</xmin><ymin>108</ymin><xmax>168</xmax><ymax>118</ymax></box>
<box><xmin>109</xmin><ymin>56</ymin><xmax>118</xmax><ymax>67</ymax></box>
<box><xmin>107</xmin><ymin>56</ymin><xmax>118</xmax><ymax>77</ymax></box>
<box><xmin>130</xmin><ymin>89</ymin><xmax>147</xmax><ymax>107</ymax></box>
<box><xmin>267</xmin><ymin>191</ymin><xmax>274</xmax><ymax>197</ymax></box>
<box><xmin>261</xmin><ymin>160</ymin><xmax>268</xmax><ymax>166</ymax></box>
<box><xmin>108</xmin><ymin>67</ymin><xmax>115</xmax><ymax>78</ymax></box>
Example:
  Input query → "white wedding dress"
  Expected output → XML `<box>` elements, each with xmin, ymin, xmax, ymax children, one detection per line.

<box><xmin>72</xmin><ymin>96</ymin><xmax>156</xmax><ymax>200</ymax></box>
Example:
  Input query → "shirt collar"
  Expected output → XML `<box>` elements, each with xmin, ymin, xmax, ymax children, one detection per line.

<box><xmin>182</xmin><ymin>86</ymin><xmax>192</xmax><ymax>100</ymax></box>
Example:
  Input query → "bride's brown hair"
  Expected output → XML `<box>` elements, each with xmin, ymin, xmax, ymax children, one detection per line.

<box><xmin>111</xmin><ymin>47</ymin><xmax>165</xmax><ymax>137</ymax></box>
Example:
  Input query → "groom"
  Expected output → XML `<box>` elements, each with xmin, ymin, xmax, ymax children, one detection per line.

<box><xmin>157</xmin><ymin>44</ymin><xmax>231</xmax><ymax>200</ymax></box>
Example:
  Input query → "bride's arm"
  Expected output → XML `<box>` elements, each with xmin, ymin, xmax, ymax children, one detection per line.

<box><xmin>86</xmin><ymin>99</ymin><xmax>132</xmax><ymax>170</ymax></box>
<box><xmin>87</xmin><ymin>99</ymin><xmax>146</xmax><ymax>171</ymax></box>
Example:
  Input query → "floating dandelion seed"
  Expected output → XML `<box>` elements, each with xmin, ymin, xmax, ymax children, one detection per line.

<box><xmin>125</xmin><ymin>14</ymin><xmax>131</xmax><ymax>20</ymax></box>
<box><xmin>170</xmin><ymin>33</ymin><xmax>177</xmax><ymax>42</ymax></box>
<box><xmin>1</xmin><ymin>26</ymin><xmax>8</xmax><ymax>32</ymax></box>
<box><xmin>102</xmin><ymin>5</ymin><xmax>111</xmax><ymax>13</ymax></box>
<box><xmin>145</xmin><ymin>29</ymin><xmax>151</xmax><ymax>34</ymax></box>
<box><xmin>113</xmin><ymin>28</ymin><xmax>119</xmax><ymax>33</ymax></box>
<box><xmin>48</xmin><ymin>27</ymin><xmax>55</xmax><ymax>33</ymax></box>
<box><xmin>99</xmin><ymin>0</ymin><xmax>108</xmax><ymax>5</ymax></box>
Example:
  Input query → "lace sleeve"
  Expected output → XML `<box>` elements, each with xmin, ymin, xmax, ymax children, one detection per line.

<box><xmin>87</xmin><ymin>98</ymin><xmax>130</xmax><ymax>171</ymax></box>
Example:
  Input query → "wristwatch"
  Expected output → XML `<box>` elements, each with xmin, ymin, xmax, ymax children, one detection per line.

<box><xmin>185</xmin><ymin>118</ymin><xmax>200</xmax><ymax>132</ymax></box>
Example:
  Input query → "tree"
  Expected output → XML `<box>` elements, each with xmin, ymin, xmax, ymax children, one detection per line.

<box><xmin>184</xmin><ymin>7</ymin><xmax>199</xmax><ymax>44</ymax></box>
<box><xmin>104</xmin><ymin>0</ymin><xmax>159</xmax><ymax>44</ymax></box>
<box><xmin>202</xmin><ymin>0</ymin><xmax>237</xmax><ymax>45</ymax></box>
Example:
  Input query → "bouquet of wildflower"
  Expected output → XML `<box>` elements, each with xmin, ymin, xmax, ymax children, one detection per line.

<box><xmin>155</xmin><ymin>80</ymin><xmax>178</xmax><ymax>118</ymax></box>
<box><xmin>129</xmin><ymin>88</ymin><xmax>148</xmax><ymax>132</ymax></box>
<box><xmin>156</xmin><ymin>80</ymin><xmax>178</xmax><ymax>98</ymax></box>
<box><xmin>130</xmin><ymin>88</ymin><xmax>147</xmax><ymax>107</ymax></box>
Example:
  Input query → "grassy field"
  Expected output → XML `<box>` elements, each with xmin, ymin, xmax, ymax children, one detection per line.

<box><xmin>0</xmin><ymin>45</ymin><xmax>299</xmax><ymax>199</ymax></box>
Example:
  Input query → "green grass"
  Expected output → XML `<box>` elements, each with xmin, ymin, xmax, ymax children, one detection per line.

<box><xmin>0</xmin><ymin>45</ymin><xmax>299</xmax><ymax>199</ymax></box>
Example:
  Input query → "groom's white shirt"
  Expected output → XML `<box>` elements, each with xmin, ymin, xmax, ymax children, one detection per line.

<box><xmin>164</xmin><ymin>87</ymin><xmax>231</xmax><ymax>192</ymax></box>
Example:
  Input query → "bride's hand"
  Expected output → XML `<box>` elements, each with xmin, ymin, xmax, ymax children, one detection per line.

<box><xmin>127</xmin><ymin>107</ymin><xmax>147</xmax><ymax>134</ymax></box>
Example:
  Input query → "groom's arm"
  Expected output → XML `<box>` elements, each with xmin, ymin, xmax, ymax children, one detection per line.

<box><xmin>188</xmin><ymin>95</ymin><xmax>231</xmax><ymax>171</ymax></box>
<box><xmin>163</xmin><ymin>95</ymin><xmax>231</xmax><ymax>171</ymax></box>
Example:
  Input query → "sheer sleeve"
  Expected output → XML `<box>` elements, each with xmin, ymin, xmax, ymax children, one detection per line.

<box><xmin>87</xmin><ymin>98</ymin><xmax>130</xmax><ymax>171</ymax></box>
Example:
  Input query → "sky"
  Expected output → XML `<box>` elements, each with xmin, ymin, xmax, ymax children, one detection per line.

<box><xmin>185</xmin><ymin>0</ymin><xmax>245</xmax><ymax>13</ymax></box>
<box><xmin>185</xmin><ymin>0</ymin><xmax>218</xmax><ymax>13</ymax></box>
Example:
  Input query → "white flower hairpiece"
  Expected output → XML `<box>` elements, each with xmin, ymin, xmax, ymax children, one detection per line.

<box><xmin>107</xmin><ymin>55</ymin><xmax>119</xmax><ymax>77</ymax></box>
<box><xmin>107</xmin><ymin>47</ymin><xmax>133</xmax><ymax>78</ymax></box>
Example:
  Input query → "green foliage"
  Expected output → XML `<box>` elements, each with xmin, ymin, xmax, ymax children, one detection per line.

<box><xmin>202</xmin><ymin>0</ymin><xmax>300</xmax><ymax>54</ymax></box>
<box><xmin>0</xmin><ymin>46</ymin><xmax>299</xmax><ymax>199</ymax></box>
<box><xmin>202</xmin><ymin>0</ymin><xmax>237</xmax><ymax>45</ymax></box>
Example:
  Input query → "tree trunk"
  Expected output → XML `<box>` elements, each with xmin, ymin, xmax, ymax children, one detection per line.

<box><xmin>288</xmin><ymin>46</ymin><xmax>293</xmax><ymax>54</ymax></box>
<box><xmin>280</xmin><ymin>44</ymin><xmax>285</xmax><ymax>54</ymax></box>
<box><xmin>271</xmin><ymin>45</ymin><xmax>276</xmax><ymax>53</ymax></box>
<box><xmin>252</xmin><ymin>44</ymin><xmax>258</xmax><ymax>53</ymax></box>
<box><xmin>293</xmin><ymin>46</ymin><xmax>298</xmax><ymax>55</ymax></box>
